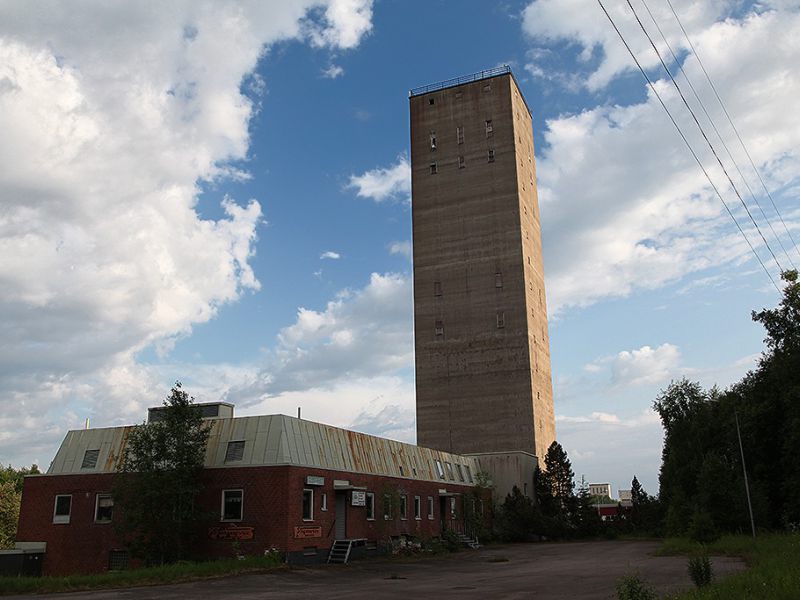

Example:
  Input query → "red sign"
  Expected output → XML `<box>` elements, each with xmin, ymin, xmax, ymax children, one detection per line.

<box><xmin>208</xmin><ymin>525</ymin><xmax>254</xmax><ymax>541</ymax></box>
<box><xmin>293</xmin><ymin>526</ymin><xmax>323</xmax><ymax>539</ymax></box>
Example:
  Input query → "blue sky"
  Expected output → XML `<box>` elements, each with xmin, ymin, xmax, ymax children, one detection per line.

<box><xmin>2</xmin><ymin>0</ymin><xmax>799</xmax><ymax>496</ymax></box>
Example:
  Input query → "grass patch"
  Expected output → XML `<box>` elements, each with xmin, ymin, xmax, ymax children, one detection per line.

<box><xmin>0</xmin><ymin>554</ymin><xmax>283</xmax><ymax>595</ymax></box>
<box><xmin>658</xmin><ymin>533</ymin><xmax>800</xmax><ymax>599</ymax></box>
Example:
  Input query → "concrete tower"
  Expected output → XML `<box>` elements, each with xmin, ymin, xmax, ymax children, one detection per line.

<box><xmin>410</xmin><ymin>67</ymin><xmax>556</xmax><ymax>464</ymax></box>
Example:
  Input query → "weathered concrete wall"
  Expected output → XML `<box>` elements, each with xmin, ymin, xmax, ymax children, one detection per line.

<box><xmin>470</xmin><ymin>451</ymin><xmax>539</xmax><ymax>502</ymax></box>
<box><xmin>411</xmin><ymin>72</ymin><xmax>556</xmax><ymax>461</ymax></box>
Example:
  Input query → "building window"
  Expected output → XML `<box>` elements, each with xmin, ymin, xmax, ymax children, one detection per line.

<box><xmin>221</xmin><ymin>489</ymin><xmax>243</xmax><ymax>521</ymax></box>
<box><xmin>483</xmin><ymin>83</ymin><xmax>491</xmax><ymax>92</ymax></box>
<box><xmin>430</xmin><ymin>162</ymin><xmax>437</xmax><ymax>175</ymax></box>
<box><xmin>399</xmin><ymin>495</ymin><xmax>407</xmax><ymax>520</ymax></box>
<box><xmin>495</xmin><ymin>271</ymin><xmax>503</xmax><ymax>288</ymax></box>
<box><xmin>430</xmin><ymin>131</ymin><xmax>437</xmax><ymax>150</ymax></box>
<box><xmin>458</xmin><ymin>155</ymin><xmax>465</xmax><ymax>169</ymax></box>
<box><xmin>321</xmin><ymin>492</ymin><xmax>328</xmax><ymax>511</ymax></box>
<box><xmin>399</xmin><ymin>465</ymin><xmax>405</xmax><ymax>476</ymax></box>
<box><xmin>414</xmin><ymin>496</ymin><xmax>422</xmax><ymax>520</ymax></box>
<box><xmin>456</xmin><ymin>464</ymin><xmax>465</xmax><ymax>482</ymax></box>
<box><xmin>434</xmin><ymin>281</ymin><xmax>442</xmax><ymax>297</ymax></box>
<box><xmin>53</xmin><ymin>495</ymin><xmax>71</xmax><ymax>524</ymax></box>
<box><xmin>435</xmin><ymin>320</ymin><xmax>444</xmax><ymax>338</ymax></box>
<box><xmin>487</xmin><ymin>149</ymin><xmax>495</xmax><ymax>162</ymax></box>
<box><xmin>366</xmin><ymin>492</ymin><xmax>375</xmax><ymax>520</ymax></box>
<box><xmin>450</xmin><ymin>497</ymin><xmax>457</xmax><ymax>518</ymax></box>
<box><xmin>108</xmin><ymin>550</ymin><xmax>129</xmax><ymax>571</ymax></box>
<box><xmin>445</xmin><ymin>462</ymin><xmax>454</xmax><ymax>481</ymax></box>
<box><xmin>465</xmin><ymin>465</ymin><xmax>474</xmax><ymax>483</ymax></box>
<box><xmin>225</xmin><ymin>440</ymin><xmax>245</xmax><ymax>462</ymax></box>
<box><xmin>497</xmin><ymin>311</ymin><xmax>505</xmax><ymax>329</ymax></box>
<box><xmin>411</xmin><ymin>464</ymin><xmax>418</xmax><ymax>477</ymax></box>
<box><xmin>384</xmin><ymin>494</ymin><xmax>392</xmax><ymax>520</ymax></box>
<box><xmin>427</xmin><ymin>496</ymin><xmax>434</xmax><ymax>519</ymax></box>
<box><xmin>302</xmin><ymin>489</ymin><xmax>314</xmax><ymax>521</ymax></box>
<box><xmin>485</xmin><ymin>119</ymin><xmax>493</xmax><ymax>135</ymax></box>
<box><xmin>429</xmin><ymin>97</ymin><xmax>435</xmax><ymax>105</ymax></box>
<box><xmin>435</xmin><ymin>459</ymin><xmax>445</xmax><ymax>479</ymax></box>
<box><xmin>457</xmin><ymin>126</ymin><xmax>464</xmax><ymax>144</ymax></box>
<box><xmin>81</xmin><ymin>449</ymin><xmax>100</xmax><ymax>469</ymax></box>
<box><xmin>95</xmin><ymin>494</ymin><xmax>113</xmax><ymax>523</ymax></box>
<box><xmin>455</xmin><ymin>91</ymin><xmax>463</xmax><ymax>99</ymax></box>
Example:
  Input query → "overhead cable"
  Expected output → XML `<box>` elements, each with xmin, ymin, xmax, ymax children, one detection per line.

<box><xmin>595</xmin><ymin>0</ymin><xmax>779</xmax><ymax>292</ymax></box>
<box><xmin>625</xmin><ymin>0</ymin><xmax>785</xmax><ymax>275</ymax></box>
<box><xmin>665</xmin><ymin>0</ymin><xmax>800</xmax><ymax>262</ymax></box>
<box><xmin>640</xmin><ymin>0</ymin><xmax>795</xmax><ymax>270</ymax></box>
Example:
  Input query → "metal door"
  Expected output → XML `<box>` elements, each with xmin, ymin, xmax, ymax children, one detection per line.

<box><xmin>335</xmin><ymin>492</ymin><xmax>347</xmax><ymax>539</ymax></box>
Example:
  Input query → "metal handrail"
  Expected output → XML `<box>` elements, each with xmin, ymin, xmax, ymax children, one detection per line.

<box><xmin>409</xmin><ymin>65</ymin><xmax>511</xmax><ymax>97</ymax></box>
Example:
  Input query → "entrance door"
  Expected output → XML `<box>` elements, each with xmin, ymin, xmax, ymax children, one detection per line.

<box><xmin>335</xmin><ymin>492</ymin><xmax>347</xmax><ymax>540</ymax></box>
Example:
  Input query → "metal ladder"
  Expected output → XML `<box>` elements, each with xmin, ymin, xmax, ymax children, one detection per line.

<box><xmin>327</xmin><ymin>539</ymin><xmax>353</xmax><ymax>564</ymax></box>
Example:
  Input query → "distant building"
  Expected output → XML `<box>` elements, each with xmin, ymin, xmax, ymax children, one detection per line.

<box><xmin>588</xmin><ymin>483</ymin><xmax>612</xmax><ymax>498</ymax></box>
<box><xmin>618</xmin><ymin>489</ymin><xmax>633</xmax><ymax>507</ymax></box>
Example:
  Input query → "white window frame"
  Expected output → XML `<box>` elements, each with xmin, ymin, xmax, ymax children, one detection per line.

<box><xmin>94</xmin><ymin>493</ymin><xmax>113</xmax><ymax>524</ymax></box>
<box><xmin>485</xmin><ymin>119</ymin><xmax>493</xmax><ymax>135</ymax></box>
<box><xmin>445</xmin><ymin>461</ymin><xmax>454</xmax><ymax>480</ymax></box>
<box><xmin>302</xmin><ymin>488</ymin><xmax>314</xmax><ymax>521</ymax></box>
<box><xmin>320</xmin><ymin>492</ymin><xmax>328</xmax><ymax>512</ymax></box>
<box><xmin>366</xmin><ymin>492</ymin><xmax>375</xmax><ymax>520</ymax></box>
<box><xmin>435</xmin><ymin>460</ymin><xmax>445</xmax><ymax>479</ymax></box>
<box><xmin>53</xmin><ymin>494</ymin><xmax>72</xmax><ymax>524</ymax></box>
<box><xmin>414</xmin><ymin>496</ymin><xmax>422</xmax><ymax>520</ymax></box>
<box><xmin>221</xmin><ymin>489</ymin><xmax>244</xmax><ymax>522</ymax></box>
<box><xmin>427</xmin><ymin>496</ymin><xmax>434</xmax><ymax>520</ymax></box>
<box><xmin>450</xmin><ymin>497</ymin><xmax>457</xmax><ymax>519</ymax></box>
<box><xmin>458</xmin><ymin>155</ymin><xmax>465</xmax><ymax>169</ymax></box>
<box><xmin>457</xmin><ymin>126</ymin><xmax>464</xmax><ymax>144</ymax></box>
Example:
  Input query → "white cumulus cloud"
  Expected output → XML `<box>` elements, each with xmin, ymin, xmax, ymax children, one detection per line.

<box><xmin>348</xmin><ymin>155</ymin><xmax>411</xmax><ymax>203</ymax></box>
<box><xmin>320</xmin><ymin>250</ymin><xmax>341</xmax><ymax>260</ymax></box>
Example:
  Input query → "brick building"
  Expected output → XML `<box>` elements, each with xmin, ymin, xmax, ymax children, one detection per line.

<box><xmin>16</xmin><ymin>409</ymin><xmax>486</xmax><ymax>575</ymax></box>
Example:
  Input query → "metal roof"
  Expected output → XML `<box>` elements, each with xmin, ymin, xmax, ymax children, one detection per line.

<box><xmin>46</xmin><ymin>414</ymin><xmax>482</xmax><ymax>485</ymax></box>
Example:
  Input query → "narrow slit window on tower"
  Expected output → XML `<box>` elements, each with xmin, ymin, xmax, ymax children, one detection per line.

<box><xmin>496</xmin><ymin>311</ymin><xmax>505</xmax><ymax>329</ymax></box>
<box><xmin>430</xmin><ymin>162</ymin><xmax>437</xmax><ymax>175</ymax></box>
<box><xmin>429</xmin><ymin>97</ymin><xmax>435</xmax><ymax>105</ymax></box>
<box><xmin>458</xmin><ymin>155</ymin><xmax>465</xmax><ymax>169</ymax></box>
<box><xmin>483</xmin><ymin>83</ymin><xmax>491</xmax><ymax>92</ymax></box>
<box><xmin>434</xmin><ymin>320</ymin><xmax>444</xmax><ymax>337</ymax></box>
<box><xmin>434</xmin><ymin>281</ymin><xmax>442</xmax><ymax>296</ymax></box>
<box><xmin>457</xmin><ymin>126</ymin><xmax>464</xmax><ymax>144</ymax></box>
<box><xmin>485</xmin><ymin>119</ymin><xmax>493</xmax><ymax>135</ymax></box>
<box><xmin>495</xmin><ymin>271</ymin><xmax>503</xmax><ymax>289</ymax></box>
<box><xmin>487</xmin><ymin>149</ymin><xmax>495</xmax><ymax>162</ymax></box>
<box><xmin>430</xmin><ymin>131</ymin><xmax>437</xmax><ymax>150</ymax></box>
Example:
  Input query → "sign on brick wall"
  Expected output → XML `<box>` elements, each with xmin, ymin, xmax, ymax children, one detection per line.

<box><xmin>351</xmin><ymin>491</ymin><xmax>366</xmax><ymax>506</ymax></box>
<box><xmin>208</xmin><ymin>525</ymin><xmax>254</xmax><ymax>541</ymax></box>
<box><xmin>293</xmin><ymin>526</ymin><xmax>323</xmax><ymax>539</ymax></box>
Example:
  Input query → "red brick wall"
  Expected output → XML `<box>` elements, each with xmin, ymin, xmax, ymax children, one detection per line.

<box><xmin>17</xmin><ymin>474</ymin><xmax>124</xmax><ymax>576</ymax></box>
<box><xmin>17</xmin><ymin>466</ymin><xmax>483</xmax><ymax>575</ymax></box>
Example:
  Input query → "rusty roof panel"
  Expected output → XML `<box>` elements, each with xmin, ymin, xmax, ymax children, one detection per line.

<box><xmin>44</xmin><ymin>413</ymin><xmax>482</xmax><ymax>485</ymax></box>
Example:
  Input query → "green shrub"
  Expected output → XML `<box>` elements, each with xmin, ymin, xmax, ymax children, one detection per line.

<box><xmin>615</xmin><ymin>574</ymin><xmax>657</xmax><ymax>600</ymax></box>
<box><xmin>688</xmin><ymin>508</ymin><xmax>719</xmax><ymax>544</ymax></box>
<box><xmin>687</xmin><ymin>553</ymin><xmax>713</xmax><ymax>587</ymax></box>
<box><xmin>440</xmin><ymin>528</ymin><xmax>462</xmax><ymax>552</ymax></box>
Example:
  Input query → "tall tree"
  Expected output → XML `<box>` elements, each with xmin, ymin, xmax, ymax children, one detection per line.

<box><xmin>543</xmin><ymin>441</ymin><xmax>575</xmax><ymax>502</ymax></box>
<box><xmin>114</xmin><ymin>383</ymin><xmax>210</xmax><ymax>565</ymax></box>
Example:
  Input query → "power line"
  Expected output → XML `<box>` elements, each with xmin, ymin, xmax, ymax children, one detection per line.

<box><xmin>639</xmin><ymin>0</ymin><xmax>796</xmax><ymax>270</ymax></box>
<box><xmin>665</xmin><ymin>0</ymin><xmax>800</xmax><ymax>262</ymax></box>
<box><xmin>625</xmin><ymin>0</ymin><xmax>785</xmax><ymax>275</ymax></box>
<box><xmin>595</xmin><ymin>0</ymin><xmax>780</xmax><ymax>292</ymax></box>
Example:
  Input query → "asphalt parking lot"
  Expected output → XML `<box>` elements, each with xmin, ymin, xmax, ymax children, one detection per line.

<box><xmin>5</xmin><ymin>540</ymin><xmax>746</xmax><ymax>599</ymax></box>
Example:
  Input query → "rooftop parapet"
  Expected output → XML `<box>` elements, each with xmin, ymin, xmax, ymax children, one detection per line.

<box><xmin>409</xmin><ymin>65</ymin><xmax>511</xmax><ymax>97</ymax></box>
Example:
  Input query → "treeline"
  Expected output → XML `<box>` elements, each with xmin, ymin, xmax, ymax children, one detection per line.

<box><xmin>656</xmin><ymin>270</ymin><xmax>800</xmax><ymax>539</ymax></box>
<box><xmin>495</xmin><ymin>270</ymin><xmax>799</xmax><ymax>543</ymax></box>
<box><xmin>0</xmin><ymin>464</ymin><xmax>40</xmax><ymax>549</ymax></box>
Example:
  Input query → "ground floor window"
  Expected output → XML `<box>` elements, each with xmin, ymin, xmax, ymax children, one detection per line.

<box><xmin>108</xmin><ymin>550</ymin><xmax>129</xmax><ymax>571</ymax></box>
<box><xmin>399</xmin><ymin>495</ymin><xmax>408</xmax><ymax>520</ymax></box>
<box><xmin>450</xmin><ymin>497</ymin><xmax>457</xmax><ymax>519</ymax></box>
<box><xmin>384</xmin><ymin>494</ymin><xmax>392</xmax><ymax>520</ymax></box>
<box><xmin>302</xmin><ymin>489</ymin><xmax>314</xmax><ymax>521</ymax></box>
<box><xmin>95</xmin><ymin>494</ymin><xmax>113</xmax><ymax>523</ymax></box>
<box><xmin>414</xmin><ymin>496</ymin><xmax>421</xmax><ymax>520</ymax></box>
<box><xmin>53</xmin><ymin>495</ymin><xmax>71</xmax><ymax>524</ymax></box>
<box><xmin>427</xmin><ymin>496</ymin><xmax>434</xmax><ymax>520</ymax></box>
<box><xmin>366</xmin><ymin>492</ymin><xmax>375</xmax><ymax>520</ymax></box>
<box><xmin>221</xmin><ymin>489</ymin><xmax>243</xmax><ymax>521</ymax></box>
<box><xmin>321</xmin><ymin>492</ymin><xmax>327</xmax><ymax>511</ymax></box>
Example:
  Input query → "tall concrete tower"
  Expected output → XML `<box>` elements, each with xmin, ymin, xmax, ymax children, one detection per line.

<box><xmin>410</xmin><ymin>67</ymin><xmax>556</xmax><ymax>464</ymax></box>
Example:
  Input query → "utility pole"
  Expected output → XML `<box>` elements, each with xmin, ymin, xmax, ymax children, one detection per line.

<box><xmin>734</xmin><ymin>409</ymin><xmax>756</xmax><ymax>538</ymax></box>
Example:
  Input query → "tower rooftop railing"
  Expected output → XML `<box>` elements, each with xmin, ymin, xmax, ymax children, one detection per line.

<box><xmin>409</xmin><ymin>65</ymin><xmax>511</xmax><ymax>97</ymax></box>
